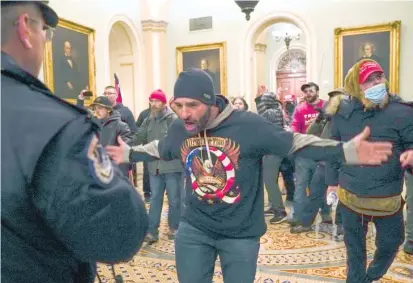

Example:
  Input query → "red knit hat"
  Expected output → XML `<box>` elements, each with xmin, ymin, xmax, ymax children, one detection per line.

<box><xmin>149</xmin><ymin>89</ymin><xmax>167</xmax><ymax>104</ymax></box>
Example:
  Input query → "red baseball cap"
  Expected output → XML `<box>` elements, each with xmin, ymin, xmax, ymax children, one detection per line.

<box><xmin>359</xmin><ymin>61</ymin><xmax>384</xmax><ymax>84</ymax></box>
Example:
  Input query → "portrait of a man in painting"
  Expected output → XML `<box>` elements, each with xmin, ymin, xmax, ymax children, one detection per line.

<box><xmin>176</xmin><ymin>42</ymin><xmax>227</xmax><ymax>95</ymax></box>
<box><xmin>52</xmin><ymin>29</ymin><xmax>89</xmax><ymax>99</ymax></box>
<box><xmin>43</xmin><ymin>18</ymin><xmax>96</xmax><ymax>104</ymax></box>
<box><xmin>342</xmin><ymin>32</ymin><xmax>390</xmax><ymax>79</ymax></box>
<box><xmin>334</xmin><ymin>21</ymin><xmax>400</xmax><ymax>93</ymax></box>
<box><xmin>182</xmin><ymin>50</ymin><xmax>221</xmax><ymax>93</ymax></box>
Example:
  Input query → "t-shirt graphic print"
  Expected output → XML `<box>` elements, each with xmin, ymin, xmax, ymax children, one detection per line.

<box><xmin>180</xmin><ymin>136</ymin><xmax>241</xmax><ymax>204</ymax></box>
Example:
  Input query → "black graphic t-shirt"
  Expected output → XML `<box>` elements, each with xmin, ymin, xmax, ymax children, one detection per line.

<box><xmin>158</xmin><ymin>109</ymin><xmax>294</xmax><ymax>239</ymax></box>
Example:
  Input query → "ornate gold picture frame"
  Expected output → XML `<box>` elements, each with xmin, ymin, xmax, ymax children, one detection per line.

<box><xmin>334</xmin><ymin>21</ymin><xmax>401</xmax><ymax>93</ymax></box>
<box><xmin>176</xmin><ymin>42</ymin><xmax>227</xmax><ymax>96</ymax></box>
<box><xmin>43</xmin><ymin>18</ymin><xmax>96</xmax><ymax>105</ymax></box>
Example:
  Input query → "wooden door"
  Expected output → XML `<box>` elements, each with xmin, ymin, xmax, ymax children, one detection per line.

<box><xmin>276</xmin><ymin>71</ymin><xmax>307</xmax><ymax>102</ymax></box>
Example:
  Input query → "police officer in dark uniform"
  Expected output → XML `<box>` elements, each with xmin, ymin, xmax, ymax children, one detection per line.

<box><xmin>1</xmin><ymin>1</ymin><xmax>148</xmax><ymax>282</ymax></box>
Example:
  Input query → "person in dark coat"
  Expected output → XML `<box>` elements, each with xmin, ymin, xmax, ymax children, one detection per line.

<box><xmin>325</xmin><ymin>60</ymin><xmax>413</xmax><ymax>283</ymax></box>
<box><xmin>89</xmin><ymin>96</ymin><xmax>133</xmax><ymax>177</ymax></box>
<box><xmin>136</xmin><ymin>105</ymin><xmax>151</xmax><ymax>202</ymax></box>
<box><xmin>77</xmin><ymin>86</ymin><xmax>138</xmax><ymax>133</ymax></box>
<box><xmin>1</xmin><ymin>2</ymin><xmax>148</xmax><ymax>282</ymax></box>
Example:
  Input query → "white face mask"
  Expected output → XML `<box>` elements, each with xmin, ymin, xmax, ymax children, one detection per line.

<box><xmin>364</xmin><ymin>83</ymin><xmax>387</xmax><ymax>104</ymax></box>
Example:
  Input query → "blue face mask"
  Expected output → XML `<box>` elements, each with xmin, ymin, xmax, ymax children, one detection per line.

<box><xmin>364</xmin><ymin>83</ymin><xmax>387</xmax><ymax>104</ymax></box>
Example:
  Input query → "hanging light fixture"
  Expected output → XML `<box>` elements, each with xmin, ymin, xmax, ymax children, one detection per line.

<box><xmin>234</xmin><ymin>1</ymin><xmax>260</xmax><ymax>21</ymax></box>
<box><xmin>272</xmin><ymin>31</ymin><xmax>301</xmax><ymax>50</ymax></box>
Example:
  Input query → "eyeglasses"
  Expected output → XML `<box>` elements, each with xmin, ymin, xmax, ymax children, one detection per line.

<box><xmin>28</xmin><ymin>17</ymin><xmax>55</xmax><ymax>41</ymax></box>
<box><xmin>103</xmin><ymin>92</ymin><xmax>117</xmax><ymax>96</ymax></box>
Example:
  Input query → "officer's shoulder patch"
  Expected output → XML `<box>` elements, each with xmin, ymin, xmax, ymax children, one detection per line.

<box><xmin>87</xmin><ymin>134</ymin><xmax>114</xmax><ymax>185</ymax></box>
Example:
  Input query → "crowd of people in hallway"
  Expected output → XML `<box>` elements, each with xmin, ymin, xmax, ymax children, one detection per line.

<box><xmin>2</xmin><ymin>2</ymin><xmax>413</xmax><ymax>283</ymax></box>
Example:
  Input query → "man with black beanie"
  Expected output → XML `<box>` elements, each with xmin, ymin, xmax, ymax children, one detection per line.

<box><xmin>106</xmin><ymin>68</ymin><xmax>393</xmax><ymax>283</ymax></box>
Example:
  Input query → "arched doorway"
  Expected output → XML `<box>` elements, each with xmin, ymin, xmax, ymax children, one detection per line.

<box><xmin>276</xmin><ymin>49</ymin><xmax>306</xmax><ymax>101</ymax></box>
<box><xmin>241</xmin><ymin>11</ymin><xmax>315</xmax><ymax>105</ymax></box>
<box><xmin>108</xmin><ymin>20</ymin><xmax>142</xmax><ymax>116</ymax></box>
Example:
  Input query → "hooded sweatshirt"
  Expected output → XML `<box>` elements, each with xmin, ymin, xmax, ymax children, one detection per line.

<box><xmin>126</xmin><ymin>95</ymin><xmax>357</xmax><ymax>238</ymax></box>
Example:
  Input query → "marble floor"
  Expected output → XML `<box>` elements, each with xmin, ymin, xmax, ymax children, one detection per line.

<box><xmin>96</xmin><ymin>170</ymin><xmax>413</xmax><ymax>283</ymax></box>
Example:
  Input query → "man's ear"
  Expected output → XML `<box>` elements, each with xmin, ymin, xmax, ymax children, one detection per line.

<box><xmin>17</xmin><ymin>14</ymin><xmax>33</xmax><ymax>49</ymax></box>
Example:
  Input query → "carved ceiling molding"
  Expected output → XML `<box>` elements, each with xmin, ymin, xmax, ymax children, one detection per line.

<box><xmin>141</xmin><ymin>20</ymin><xmax>168</xmax><ymax>32</ymax></box>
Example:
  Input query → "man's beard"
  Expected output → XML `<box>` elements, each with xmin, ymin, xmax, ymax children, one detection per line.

<box><xmin>151</xmin><ymin>107</ymin><xmax>165</xmax><ymax>118</ymax></box>
<box><xmin>306</xmin><ymin>95</ymin><xmax>318</xmax><ymax>104</ymax></box>
<box><xmin>184</xmin><ymin>106</ymin><xmax>211</xmax><ymax>134</ymax></box>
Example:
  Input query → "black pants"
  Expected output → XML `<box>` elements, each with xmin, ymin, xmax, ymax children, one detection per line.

<box><xmin>142</xmin><ymin>162</ymin><xmax>151</xmax><ymax>198</ymax></box>
<box><xmin>340</xmin><ymin>203</ymin><xmax>404</xmax><ymax>283</ymax></box>
<box><xmin>279</xmin><ymin>157</ymin><xmax>295</xmax><ymax>201</ymax></box>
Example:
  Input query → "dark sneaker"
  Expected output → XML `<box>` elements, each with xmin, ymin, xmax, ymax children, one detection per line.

<box><xmin>167</xmin><ymin>229</ymin><xmax>177</xmax><ymax>240</ymax></box>
<box><xmin>144</xmin><ymin>195</ymin><xmax>151</xmax><ymax>203</ymax></box>
<box><xmin>269</xmin><ymin>211</ymin><xmax>288</xmax><ymax>224</ymax></box>
<box><xmin>404</xmin><ymin>240</ymin><xmax>413</xmax><ymax>255</ymax></box>
<box><xmin>288</xmin><ymin>217</ymin><xmax>299</xmax><ymax>227</ymax></box>
<box><xmin>144</xmin><ymin>233</ymin><xmax>158</xmax><ymax>244</ymax></box>
<box><xmin>290</xmin><ymin>225</ymin><xmax>312</xmax><ymax>234</ymax></box>
<box><xmin>333</xmin><ymin>225</ymin><xmax>344</xmax><ymax>241</ymax></box>
<box><xmin>264</xmin><ymin>208</ymin><xmax>275</xmax><ymax>215</ymax></box>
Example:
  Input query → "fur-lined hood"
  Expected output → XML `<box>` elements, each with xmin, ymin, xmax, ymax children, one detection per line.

<box><xmin>344</xmin><ymin>59</ymin><xmax>390</xmax><ymax>110</ymax></box>
<box><xmin>324</xmin><ymin>87</ymin><xmax>348</xmax><ymax>116</ymax></box>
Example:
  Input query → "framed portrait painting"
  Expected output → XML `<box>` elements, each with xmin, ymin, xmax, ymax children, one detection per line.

<box><xmin>334</xmin><ymin>21</ymin><xmax>401</xmax><ymax>93</ymax></box>
<box><xmin>176</xmin><ymin>42</ymin><xmax>227</xmax><ymax>96</ymax></box>
<box><xmin>43</xmin><ymin>18</ymin><xmax>96</xmax><ymax>104</ymax></box>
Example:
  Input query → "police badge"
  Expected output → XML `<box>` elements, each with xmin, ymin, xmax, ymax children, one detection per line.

<box><xmin>87</xmin><ymin>135</ymin><xmax>114</xmax><ymax>184</ymax></box>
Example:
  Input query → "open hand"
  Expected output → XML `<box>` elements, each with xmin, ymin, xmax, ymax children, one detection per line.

<box><xmin>400</xmin><ymin>150</ymin><xmax>413</xmax><ymax>168</ymax></box>
<box><xmin>256</xmin><ymin>85</ymin><xmax>267</xmax><ymax>97</ymax></box>
<box><xmin>105</xmin><ymin>136</ymin><xmax>129</xmax><ymax>164</ymax></box>
<box><xmin>350</xmin><ymin>126</ymin><xmax>393</xmax><ymax>165</ymax></box>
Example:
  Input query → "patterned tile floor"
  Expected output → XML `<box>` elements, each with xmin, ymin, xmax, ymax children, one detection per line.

<box><xmin>96</xmin><ymin>169</ymin><xmax>413</xmax><ymax>283</ymax></box>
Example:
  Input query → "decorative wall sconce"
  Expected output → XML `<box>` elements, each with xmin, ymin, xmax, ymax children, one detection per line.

<box><xmin>272</xmin><ymin>31</ymin><xmax>301</xmax><ymax>50</ymax></box>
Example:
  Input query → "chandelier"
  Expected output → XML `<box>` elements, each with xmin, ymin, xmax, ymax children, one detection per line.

<box><xmin>234</xmin><ymin>1</ymin><xmax>260</xmax><ymax>21</ymax></box>
<box><xmin>272</xmin><ymin>31</ymin><xmax>301</xmax><ymax>50</ymax></box>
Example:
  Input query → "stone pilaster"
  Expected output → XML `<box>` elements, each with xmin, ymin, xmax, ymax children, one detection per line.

<box><xmin>141</xmin><ymin>20</ymin><xmax>168</xmax><ymax>96</ymax></box>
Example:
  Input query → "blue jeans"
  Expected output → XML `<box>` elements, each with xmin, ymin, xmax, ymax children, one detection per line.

<box><xmin>263</xmin><ymin>155</ymin><xmax>285</xmax><ymax>212</ymax></box>
<box><xmin>175</xmin><ymin>221</ymin><xmax>260</xmax><ymax>283</ymax></box>
<box><xmin>148</xmin><ymin>172</ymin><xmax>182</xmax><ymax>235</ymax></box>
<box><xmin>296</xmin><ymin>164</ymin><xmax>336</xmax><ymax>226</ymax></box>
<box><xmin>340</xmin><ymin>203</ymin><xmax>404</xmax><ymax>283</ymax></box>
<box><xmin>293</xmin><ymin>158</ymin><xmax>329</xmax><ymax>219</ymax></box>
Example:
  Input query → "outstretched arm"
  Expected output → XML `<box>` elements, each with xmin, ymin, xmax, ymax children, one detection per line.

<box><xmin>258</xmin><ymin>117</ymin><xmax>392</xmax><ymax>166</ymax></box>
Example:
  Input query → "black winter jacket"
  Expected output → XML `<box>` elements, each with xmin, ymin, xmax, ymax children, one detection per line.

<box><xmin>100</xmin><ymin>111</ymin><xmax>133</xmax><ymax>147</ymax></box>
<box><xmin>325</xmin><ymin>95</ymin><xmax>413</xmax><ymax>197</ymax></box>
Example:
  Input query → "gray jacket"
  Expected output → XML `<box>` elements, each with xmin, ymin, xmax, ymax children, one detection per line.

<box><xmin>134</xmin><ymin>108</ymin><xmax>183</xmax><ymax>175</ymax></box>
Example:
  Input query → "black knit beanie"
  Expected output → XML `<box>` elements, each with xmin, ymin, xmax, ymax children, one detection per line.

<box><xmin>173</xmin><ymin>68</ymin><xmax>216</xmax><ymax>105</ymax></box>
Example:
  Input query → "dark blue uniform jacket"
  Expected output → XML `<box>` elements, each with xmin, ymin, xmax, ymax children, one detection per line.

<box><xmin>1</xmin><ymin>52</ymin><xmax>148</xmax><ymax>283</ymax></box>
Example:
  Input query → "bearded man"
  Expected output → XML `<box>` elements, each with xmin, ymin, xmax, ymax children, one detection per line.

<box><xmin>134</xmin><ymin>89</ymin><xmax>183</xmax><ymax>243</ymax></box>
